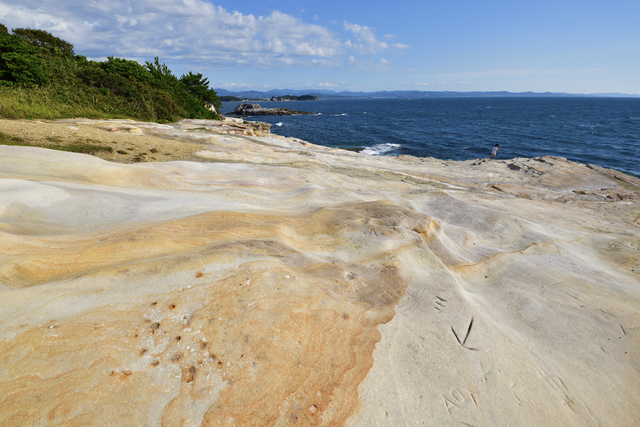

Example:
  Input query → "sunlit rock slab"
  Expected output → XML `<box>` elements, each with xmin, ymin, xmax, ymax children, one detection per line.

<box><xmin>1</xmin><ymin>119</ymin><xmax>639</xmax><ymax>426</ymax></box>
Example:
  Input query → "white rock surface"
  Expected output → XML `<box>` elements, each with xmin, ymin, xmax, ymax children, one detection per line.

<box><xmin>0</xmin><ymin>119</ymin><xmax>639</xmax><ymax>426</ymax></box>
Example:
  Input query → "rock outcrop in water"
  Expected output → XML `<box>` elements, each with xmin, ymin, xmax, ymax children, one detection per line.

<box><xmin>0</xmin><ymin>118</ymin><xmax>639</xmax><ymax>426</ymax></box>
<box><xmin>233</xmin><ymin>103</ymin><xmax>314</xmax><ymax>116</ymax></box>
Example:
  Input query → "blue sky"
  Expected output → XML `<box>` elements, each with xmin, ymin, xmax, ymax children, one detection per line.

<box><xmin>1</xmin><ymin>0</ymin><xmax>639</xmax><ymax>94</ymax></box>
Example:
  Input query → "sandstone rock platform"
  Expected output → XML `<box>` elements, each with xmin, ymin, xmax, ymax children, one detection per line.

<box><xmin>1</xmin><ymin>119</ymin><xmax>639</xmax><ymax>426</ymax></box>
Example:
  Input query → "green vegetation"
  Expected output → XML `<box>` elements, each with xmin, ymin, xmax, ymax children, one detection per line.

<box><xmin>271</xmin><ymin>95</ymin><xmax>318</xmax><ymax>101</ymax></box>
<box><xmin>0</xmin><ymin>130</ymin><xmax>25</xmax><ymax>145</ymax></box>
<box><xmin>0</xmin><ymin>130</ymin><xmax>114</xmax><ymax>154</ymax></box>
<box><xmin>0</xmin><ymin>24</ymin><xmax>221</xmax><ymax>122</ymax></box>
<box><xmin>220</xmin><ymin>96</ymin><xmax>244</xmax><ymax>102</ymax></box>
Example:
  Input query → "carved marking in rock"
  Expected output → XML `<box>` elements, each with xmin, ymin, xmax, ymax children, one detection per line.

<box><xmin>434</xmin><ymin>295</ymin><xmax>447</xmax><ymax>312</ymax></box>
<box><xmin>396</xmin><ymin>288</ymin><xmax>419</xmax><ymax>314</ymax></box>
<box><xmin>536</xmin><ymin>368</ymin><xmax>597</xmax><ymax>422</ymax></box>
<box><xmin>511</xmin><ymin>382</ymin><xmax>529</xmax><ymax>404</ymax></box>
<box><xmin>451</xmin><ymin>317</ymin><xmax>479</xmax><ymax>351</ymax></box>
<box><xmin>442</xmin><ymin>388</ymin><xmax>480</xmax><ymax>420</ymax></box>
<box><xmin>381</xmin><ymin>289</ymin><xmax>402</xmax><ymax>304</ymax></box>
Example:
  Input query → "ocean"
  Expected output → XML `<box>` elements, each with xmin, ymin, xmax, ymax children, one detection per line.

<box><xmin>220</xmin><ymin>97</ymin><xmax>640</xmax><ymax>178</ymax></box>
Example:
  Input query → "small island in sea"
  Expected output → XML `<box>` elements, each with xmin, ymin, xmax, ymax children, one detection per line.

<box><xmin>231</xmin><ymin>103</ymin><xmax>315</xmax><ymax>116</ymax></box>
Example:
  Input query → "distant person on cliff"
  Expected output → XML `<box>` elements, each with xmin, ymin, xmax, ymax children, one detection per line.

<box><xmin>491</xmin><ymin>144</ymin><xmax>499</xmax><ymax>160</ymax></box>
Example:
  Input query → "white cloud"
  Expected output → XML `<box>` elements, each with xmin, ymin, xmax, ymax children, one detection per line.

<box><xmin>221</xmin><ymin>82</ymin><xmax>253</xmax><ymax>88</ymax></box>
<box><xmin>0</xmin><ymin>0</ymin><xmax>409</xmax><ymax>78</ymax></box>
<box><xmin>0</xmin><ymin>1</ymin><xmax>344</xmax><ymax>67</ymax></box>
<box><xmin>115</xmin><ymin>15</ymin><xmax>137</xmax><ymax>27</ymax></box>
<box><xmin>343</xmin><ymin>21</ymin><xmax>388</xmax><ymax>54</ymax></box>
<box><xmin>348</xmin><ymin>57</ymin><xmax>392</xmax><ymax>71</ymax></box>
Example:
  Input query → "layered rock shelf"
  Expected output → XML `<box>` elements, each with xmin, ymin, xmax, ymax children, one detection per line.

<box><xmin>0</xmin><ymin>118</ymin><xmax>639</xmax><ymax>426</ymax></box>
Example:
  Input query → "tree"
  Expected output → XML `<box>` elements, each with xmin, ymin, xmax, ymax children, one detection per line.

<box><xmin>179</xmin><ymin>71</ymin><xmax>221</xmax><ymax>110</ymax></box>
<box><xmin>101</xmin><ymin>56</ymin><xmax>151</xmax><ymax>84</ymax></box>
<box><xmin>0</xmin><ymin>29</ymin><xmax>48</xmax><ymax>86</ymax></box>
<box><xmin>144</xmin><ymin>58</ymin><xmax>219</xmax><ymax>120</ymax></box>
<box><xmin>12</xmin><ymin>28</ymin><xmax>74</xmax><ymax>57</ymax></box>
<box><xmin>145</xmin><ymin>57</ymin><xmax>177</xmax><ymax>87</ymax></box>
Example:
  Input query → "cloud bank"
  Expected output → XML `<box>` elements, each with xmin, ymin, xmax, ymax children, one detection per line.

<box><xmin>0</xmin><ymin>0</ymin><xmax>408</xmax><ymax>69</ymax></box>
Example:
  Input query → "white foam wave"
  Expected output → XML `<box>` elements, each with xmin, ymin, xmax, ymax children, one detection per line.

<box><xmin>274</xmin><ymin>122</ymin><xmax>283</xmax><ymax>127</ymax></box>
<box><xmin>361</xmin><ymin>143</ymin><xmax>401</xmax><ymax>156</ymax></box>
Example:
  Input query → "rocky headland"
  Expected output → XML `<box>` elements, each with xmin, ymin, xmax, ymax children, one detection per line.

<box><xmin>0</xmin><ymin>118</ymin><xmax>639</xmax><ymax>426</ymax></box>
<box><xmin>232</xmin><ymin>103</ymin><xmax>314</xmax><ymax>116</ymax></box>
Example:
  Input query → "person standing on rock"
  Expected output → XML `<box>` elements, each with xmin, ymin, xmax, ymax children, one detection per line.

<box><xmin>491</xmin><ymin>144</ymin><xmax>499</xmax><ymax>160</ymax></box>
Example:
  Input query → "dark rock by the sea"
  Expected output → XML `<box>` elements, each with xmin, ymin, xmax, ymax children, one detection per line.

<box><xmin>233</xmin><ymin>103</ymin><xmax>313</xmax><ymax>116</ymax></box>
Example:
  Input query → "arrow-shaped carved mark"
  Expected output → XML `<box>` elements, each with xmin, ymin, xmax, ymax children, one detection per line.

<box><xmin>463</xmin><ymin>317</ymin><xmax>473</xmax><ymax>345</ymax></box>
<box><xmin>451</xmin><ymin>317</ymin><xmax>478</xmax><ymax>351</ymax></box>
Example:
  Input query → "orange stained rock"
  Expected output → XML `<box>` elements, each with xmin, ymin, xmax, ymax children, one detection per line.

<box><xmin>0</xmin><ymin>201</ymin><xmax>419</xmax><ymax>426</ymax></box>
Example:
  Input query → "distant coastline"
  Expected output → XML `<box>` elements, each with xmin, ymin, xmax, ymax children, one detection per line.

<box><xmin>216</xmin><ymin>88</ymin><xmax>640</xmax><ymax>101</ymax></box>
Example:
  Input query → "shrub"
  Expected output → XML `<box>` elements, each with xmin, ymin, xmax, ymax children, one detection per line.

<box><xmin>1</xmin><ymin>52</ymin><xmax>48</xmax><ymax>86</ymax></box>
<box><xmin>78</xmin><ymin>66</ymin><xmax>141</xmax><ymax>99</ymax></box>
<box><xmin>101</xmin><ymin>56</ymin><xmax>152</xmax><ymax>85</ymax></box>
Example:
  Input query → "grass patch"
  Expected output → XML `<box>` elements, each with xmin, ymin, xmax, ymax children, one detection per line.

<box><xmin>0</xmin><ymin>131</ymin><xmax>27</xmax><ymax>145</ymax></box>
<box><xmin>0</xmin><ymin>86</ymin><xmax>114</xmax><ymax>121</ymax></box>
<box><xmin>48</xmin><ymin>144</ymin><xmax>113</xmax><ymax>154</ymax></box>
<box><xmin>0</xmin><ymin>131</ymin><xmax>112</xmax><ymax>154</ymax></box>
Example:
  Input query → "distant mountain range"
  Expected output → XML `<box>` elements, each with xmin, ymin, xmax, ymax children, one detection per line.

<box><xmin>214</xmin><ymin>89</ymin><xmax>640</xmax><ymax>100</ymax></box>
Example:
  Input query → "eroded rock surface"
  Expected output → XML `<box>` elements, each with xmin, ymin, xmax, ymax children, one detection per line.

<box><xmin>1</xmin><ymin>119</ymin><xmax>639</xmax><ymax>426</ymax></box>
